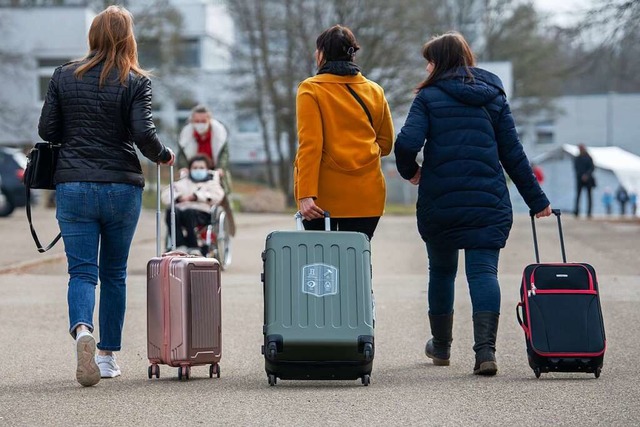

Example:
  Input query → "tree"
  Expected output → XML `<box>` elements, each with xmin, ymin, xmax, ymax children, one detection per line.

<box><xmin>562</xmin><ymin>0</ymin><xmax>640</xmax><ymax>94</ymax></box>
<box><xmin>481</xmin><ymin>0</ymin><xmax>566</xmax><ymax>117</ymax></box>
<box><xmin>228</xmin><ymin>0</ymin><xmax>430</xmax><ymax>200</ymax></box>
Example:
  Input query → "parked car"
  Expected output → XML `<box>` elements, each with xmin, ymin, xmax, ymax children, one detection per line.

<box><xmin>0</xmin><ymin>147</ymin><xmax>28</xmax><ymax>217</ymax></box>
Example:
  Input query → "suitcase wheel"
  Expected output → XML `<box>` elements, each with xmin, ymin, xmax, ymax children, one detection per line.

<box><xmin>148</xmin><ymin>364</ymin><xmax>160</xmax><ymax>379</ymax></box>
<box><xmin>533</xmin><ymin>367</ymin><xmax>541</xmax><ymax>379</ymax></box>
<box><xmin>361</xmin><ymin>374</ymin><xmax>371</xmax><ymax>386</ymax></box>
<box><xmin>178</xmin><ymin>366</ymin><xmax>190</xmax><ymax>381</ymax></box>
<box><xmin>209</xmin><ymin>363</ymin><xmax>221</xmax><ymax>379</ymax></box>
<box><xmin>268</xmin><ymin>374</ymin><xmax>277</xmax><ymax>386</ymax></box>
<box><xmin>594</xmin><ymin>367</ymin><xmax>601</xmax><ymax>379</ymax></box>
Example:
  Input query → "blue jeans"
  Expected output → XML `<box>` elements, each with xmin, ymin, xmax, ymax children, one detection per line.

<box><xmin>426</xmin><ymin>243</ymin><xmax>501</xmax><ymax>315</ymax></box>
<box><xmin>56</xmin><ymin>182</ymin><xmax>142</xmax><ymax>351</ymax></box>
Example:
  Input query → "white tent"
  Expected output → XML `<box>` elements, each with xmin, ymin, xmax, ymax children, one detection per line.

<box><xmin>519</xmin><ymin>144</ymin><xmax>639</xmax><ymax>215</ymax></box>
<box><xmin>562</xmin><ymin>144</ymin><xmax>640</xmax><ymax>194</ymax></box>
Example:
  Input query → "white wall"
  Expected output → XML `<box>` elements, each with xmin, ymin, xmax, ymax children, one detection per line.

<box><xmin>520</xmin><ymin>93</ymin><xmax>640</xmax><ymax>158</ymax></box>
<box><xmin>0</xmin><ymin>7</ymin><xmax>94</xmax><ymax>145</ymax></box>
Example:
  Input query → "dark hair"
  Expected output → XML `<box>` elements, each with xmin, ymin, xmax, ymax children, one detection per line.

<box><xmin>416</xmin><ymin>31</ymin><xmax>476</xmax><ymax>92</ymax></box>
<box><xmin>189</xmin><ymin>154</ymin><xmax>213</xmax><ymax>170</ymax></box>
<box><xmin>316</xmin><ymin>25</ymin><xmax>360</xmax><ymax>63</ymax></box>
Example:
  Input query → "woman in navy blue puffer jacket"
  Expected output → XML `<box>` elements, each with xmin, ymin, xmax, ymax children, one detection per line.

<box><xmin>395</xmin><ymin>32</ymin><xmax>551</xmax><ymax>376</ymax></box>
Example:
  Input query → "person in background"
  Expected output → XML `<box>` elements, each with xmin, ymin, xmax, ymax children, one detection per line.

<box><xmin>178</xmin><ymin>105</ymin><xmax>231</xmax><ymax>194</ymax></box>
<box><xmin>394</xmin><ymin>32</ymin><xmax>551</xmax><ymax>376</ymax></box>
<box><xmin>294</xmin><ymin>25</ymin><xmax>394</xmax><ymax>239</ymax></box>
<box><xmin>616</xmin><ymin>185</ymin><xmax>629</xmax><ymax>216</ymax></box>
<box><xmin>161</xmin><ymin>155</ymin><xmax>225</xmax><ymax>255</ymax></box>
<box><xmin>630</xmin><ymin>192</ymin><xmax>637</xmax><ymax>216</ymax></box>
<box><xmin>574</xmin><ymin>144</ymin><xmax>596</xmax><ymax>218</ymax></box>
<box><xmin>602</xmin><ymin>187</ymin><xmax>613</xmax><ymax>216</ymax></box>
<box><xmin>531</xmin><ymin>162</ymin><xmax>544</xmax><ymax>184</ymax></box>
<box><xmin>38</xmin><ymin>5</ymin><xmax>174</xmax><ymax>387</ymax></box>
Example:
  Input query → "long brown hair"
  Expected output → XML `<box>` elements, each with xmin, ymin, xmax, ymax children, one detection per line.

<box><xmin>416</xmin><ymin>31</ymin><xmax>476</xmax><ymax>92</ymax></box>
<box><xmin>74</xmin><ymin>5</ymin><xmax>148</xmax><ymax>86</ymax></box>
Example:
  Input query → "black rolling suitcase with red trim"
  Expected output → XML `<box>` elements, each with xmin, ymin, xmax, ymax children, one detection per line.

<box><xmin>517</xmin><ymin>209</ymin><xmax>606</xmax><ymax>378</ymax></box>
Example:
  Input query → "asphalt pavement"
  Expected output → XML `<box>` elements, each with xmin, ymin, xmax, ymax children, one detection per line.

<box><xmin>0</xmin><ymin>205</ymin><xmax>639</xmax><ymax>426</ymax></box>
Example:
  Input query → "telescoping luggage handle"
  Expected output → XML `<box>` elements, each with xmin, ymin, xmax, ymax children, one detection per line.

<box><xmin>156</xmin><ymin>164</ymin><xmax>177</xmax><ymax>257</ymax></box>
<box><xmin>294</xmin><ymin>211</ymin><xmax>330</xmax><ymax>231</ymax></box>
<box><xmin>529</xmin><ymin>208</ymin><xmax>566</xmax><ymax>263</ymax></box>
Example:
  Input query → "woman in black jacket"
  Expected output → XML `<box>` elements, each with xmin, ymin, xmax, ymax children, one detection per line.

<box><xmin>38</xmin><ymin>5</ymin><xmax>174</xmax><ymax>387</ymax></box>
<box><xmin>395</xmin><ymin>32</ymin><xmax>551</xmax><ymax>376</ymax></box>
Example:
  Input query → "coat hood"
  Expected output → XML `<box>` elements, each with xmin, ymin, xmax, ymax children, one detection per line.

<box><xmin>434</xmin><ymin>67</ymin><xmax>505</xmax><ymax>107</ymax></box>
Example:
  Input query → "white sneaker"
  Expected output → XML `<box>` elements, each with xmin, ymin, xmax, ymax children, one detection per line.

<box><xmin>75</xmin><ymin>331</ymin><xmax>100</xmax><ymax>387</ymax></box>
<box><xmin>97</xmin><ymin>354</ymin><xmax>122</xmax><ymax>378</ymax></box>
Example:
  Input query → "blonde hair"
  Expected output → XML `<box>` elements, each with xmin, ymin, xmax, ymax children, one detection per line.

<box><xmin>74</xmin><ymin>5</ymin><xmax>148</xmax><ymax>86</ymax></box>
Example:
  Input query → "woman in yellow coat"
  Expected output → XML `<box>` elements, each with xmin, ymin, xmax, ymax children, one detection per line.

<box><xmin>295</xmin><ymin>25</ymin><xmax>394</xmax><ymax>239</ymax></box>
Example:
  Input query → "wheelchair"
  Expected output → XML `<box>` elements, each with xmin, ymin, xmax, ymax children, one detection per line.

<box><xmin>194</xmin><ymin>199</ymin><xmax>233</xmax><ymax>270</ymax></box>
<box><xmin>166</xmin><ymin>198</ymin><xmax>234</xmax><ymax>271</ymax></box>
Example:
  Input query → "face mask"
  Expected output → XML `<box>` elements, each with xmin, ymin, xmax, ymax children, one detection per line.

<box><xmin>193</xmin><ymin>123</ymin><xmax>209</xmax><ymax>135</ymax></box>
<box><xmin>190</xmin><ymin>169</ymin><xmax>208</xmax><ymax>182</ymax></box>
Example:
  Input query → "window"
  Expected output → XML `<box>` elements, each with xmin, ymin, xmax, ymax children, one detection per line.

<box><xmin>534</xmin><ymin>120</ymin><xmax>554</xmax><ymax>145</ymax></box>
<box><xmin>37</xmin><ymin>57</ymin><xmax>71</xmax><ymax>102</ymax></box>
<box><xmin>39</xmin><ymin>76</ymin><xmax>51</xmax><ymax>101</ymax></box>
<box><xmin>237</xmin><ymin>113</ymin><xmax>260</xmax><ymax>133</ymax></box>
<box><xmin>138</xmin><ymin>39</ymin><xmax>162</xmax><ymax>69</ymax></box>
<box><xmin>37</xmin><ymin>58</ymin><xmax>71</xmax><ymax>68</ymax></box>
<box><xmin>177</xmin><ymin>117</ymin><xmax>189</xmax><ymax>132</ymax></box>
<box><xmin>138</xmin><ymin>38</ymin><xmax>200</xmax><ymax>69</ymax></box>
<box><xmin>176</xmin><ymin>39</ymin><xmax>200</xmax><ymax>68</ymax></box>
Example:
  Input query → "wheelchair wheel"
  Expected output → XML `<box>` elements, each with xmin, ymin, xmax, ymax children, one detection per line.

<box><xmin>213</xmin><ymin>209</ymin><xmax>232</xmax><ymax>270</ymax></box>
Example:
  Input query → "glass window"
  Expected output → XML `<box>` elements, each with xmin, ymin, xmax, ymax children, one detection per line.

<box><xmin>39</xmin><ymin>75</ymin><xmax>51</xmax><ymax>101</ymax></box>
<box><xmin>37</xmin><ymin>58</ymin><xmax>71</xmax><ymax>68</ymax></box>
<box><xmin>177</xmin><ymin>117</ymin><xmax>189</xmax><ymax>132</ymax></box>
<box><xmin>237</xmin><ymin>113</ymin><xmax>260</xmax><ymax>133</ymax></box>
<box><xmin>138</xmin><ymin>39</ymin><xmax>162</xmax><ymax>69</ymax></box>
<box><xmin>176</xmin><ymin>98</ymin><xmax>197</xmax><ymax>111</ymax></box>
<box><xmin>176</xmin><ymin>39</ymin><xmax>200</xmax><ymax>68</ymax></box>
<box><xmin>535</xmin><ymin>120</ymin><xmax>554</xmax><ymax>145</ymax></box>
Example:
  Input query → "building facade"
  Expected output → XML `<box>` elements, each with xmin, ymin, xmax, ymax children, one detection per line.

<box><xmin>0</xmin><ymin>0</ymin><xmax>265</xmax><ymax>168</ymax></box>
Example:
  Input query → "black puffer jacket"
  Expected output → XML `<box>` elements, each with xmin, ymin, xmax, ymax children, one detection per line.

<box><xmin>38</xmin><ymin>60</ymin><xmax>171</xmax><ymax>187</ymax></box>
<box><xmin>395</xmin><ymin>67</ymin><xmax>549</xmax><ymax>249</ymax></box>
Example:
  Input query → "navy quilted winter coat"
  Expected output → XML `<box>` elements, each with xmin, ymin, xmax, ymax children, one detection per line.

<box><xmin>395</xmin><ymin>67</ymin><xmax>549</xmax><ymax>249</ymax></box>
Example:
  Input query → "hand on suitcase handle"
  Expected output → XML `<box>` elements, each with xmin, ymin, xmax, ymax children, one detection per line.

<box><xmin>299</xmin><ymin>197</ymin><xmax>325</xmax><ymax>221</ymax></box>
<box><xmin>529</xmin><ymin>207</ymin><xmax>558</xmax><ymax>218</ymax></box>
<box><xmin>530</xmin><ymin>205</ymin><xmax>553</xmax><ymax>218</ymax></box>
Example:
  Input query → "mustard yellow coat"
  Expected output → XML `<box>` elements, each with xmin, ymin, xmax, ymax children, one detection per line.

<box><xmin>294</xmin><ymin>73</ymin><xmax>394</xmax><ymax>217</ymax></box>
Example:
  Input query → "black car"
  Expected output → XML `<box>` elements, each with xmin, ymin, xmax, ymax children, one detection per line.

<box><xmin>0</xmin><ymin>147</ymin><xmax>28</xmax><ymax>217</ymax></box>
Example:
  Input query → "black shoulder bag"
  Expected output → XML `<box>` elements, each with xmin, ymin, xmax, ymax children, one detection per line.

<box><xmin>346</xmin><ymin>84</ymin><xmax>374</xmax><ymax>127</ymax></box>
<box><xmin>24</xmin><ymin>142</ymin><xmax>62</xmax><ymax>253</ymax></box>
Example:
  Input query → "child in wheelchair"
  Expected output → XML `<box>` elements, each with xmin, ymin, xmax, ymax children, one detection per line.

<box><xmin>161</xmin><ymin>155</ymin><xmax>225</xmax><ymax>256</ymax></box>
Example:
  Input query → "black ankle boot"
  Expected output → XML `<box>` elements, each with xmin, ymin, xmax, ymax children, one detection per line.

<box><xmin>472</xmin><ymin>311</ymin><xmax>499</xmax><ymax>376</ymax></box>
<box><xmin>425</xmin><ymin>312</ymin><xmax>453</xmax><ymax>366</ymax></box>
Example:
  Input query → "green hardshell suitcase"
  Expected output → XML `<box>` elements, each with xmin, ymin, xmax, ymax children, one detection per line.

<box><xmin>261</xmin><ymin>213</ymin><xmax>375</xmax><ymax>386</ymax></box>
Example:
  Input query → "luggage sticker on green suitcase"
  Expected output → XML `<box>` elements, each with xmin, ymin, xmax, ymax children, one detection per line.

<box><xmin>302</xmin><ymin>263</ymin><xmax>338</xmax><ymax>297</ymax></box>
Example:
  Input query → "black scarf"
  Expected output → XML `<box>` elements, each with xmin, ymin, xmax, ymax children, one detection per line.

<box><xmin>317</xmin><ymin>61</ymin><xmax>361</xmax><ymax>76</ymax></box>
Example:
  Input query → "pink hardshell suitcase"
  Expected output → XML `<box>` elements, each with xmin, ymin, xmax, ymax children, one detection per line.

<box><xmin>147</xmin><ymin>165</ymin><xmax>222</xmax><ymax>380</ymax></box>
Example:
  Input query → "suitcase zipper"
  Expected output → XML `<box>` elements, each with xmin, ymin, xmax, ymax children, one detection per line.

<box><xmin>528</xmin><ymin>264</ymin><xmax>595</xmax><ymax>295</ymax></box>
<box><xmin>528</xmin><ymin>283</ymin><xmax>537</xmax><ymax>296</ymax></box>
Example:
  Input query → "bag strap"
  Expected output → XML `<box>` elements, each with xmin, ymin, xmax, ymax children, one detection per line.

<box><xmin>26</xmin><ymin>186</ymin><xmax>61</xmax><ymax>253</ymax></box>
<box><xmin>346</xmin><ymin>84</ymin><xmax>373</xmax><ymax>127</ymax></box>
